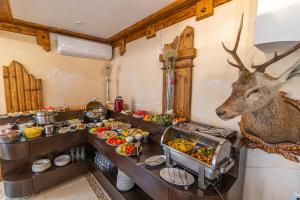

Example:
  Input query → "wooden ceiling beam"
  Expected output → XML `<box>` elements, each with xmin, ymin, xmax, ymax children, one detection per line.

<box><xmin>0</xmin><ymin>22</ymin><xmax>36</xmax><ymax>36</ymax></box>
<box><xmin>7</xmin><ymin>18</ymin><xmax>109</xmax><ymax>44</ymax></box>
<box><xmin>108</xmin><ymin>0</ymin><xmax>200</xmax><ymax>43</ymax></box>
<box><xmin>0</xmin><ymin>22</ymin><xmax>51</xmax><ymax>51</ymax></box>
<box><xmin>0</xmin><ymin>0</ymin><xmax>109</xmax><ymax>45</ymax></box>
<box><xmin>110</xmin><ymin>0</ymin><xmax>231</xmax><ymax>48</ymax></box>
<box><xmin>0</xmin><ymin>0</ymin><xmax>232</xmax><ymax>52</ymax></box>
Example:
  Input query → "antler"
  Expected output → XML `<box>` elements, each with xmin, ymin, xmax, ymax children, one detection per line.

<box><xmin>252</xmin><ymin>43</ymin><xmax>300</xmax><ymax>72</ymax></box>
<box><xmin>222</xmin><ymin>14</ymin><xmax>249</xmax><ymax>73</ymax></box>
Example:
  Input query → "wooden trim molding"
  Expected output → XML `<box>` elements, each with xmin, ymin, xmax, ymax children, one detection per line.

<box><xmin>0</xmin><ymin>0</ymin><xmax>109</xmax><ymax>47</ymax></box>
<box><xmin>0</xmin><ymin>0</ymin><xmax>231</xmax><ymax>53</ymax></box>
<box><xmin>8</xmin><ymin>18</ymin><xmax>109</xmax><ymax>44</ymax></box>
<box><xmin>111</xmin><ymin>0</ymin><xmax>231</xmax><ymax>49</ymax></box>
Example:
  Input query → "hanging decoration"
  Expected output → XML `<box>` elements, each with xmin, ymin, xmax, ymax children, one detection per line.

<box><xmin>104</xmin><ymin>50</ymin><xmax>119</xmax><ymax>104</ymax></box>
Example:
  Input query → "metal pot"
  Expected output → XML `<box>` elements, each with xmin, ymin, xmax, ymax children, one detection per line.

<box><xmin>44</xmin><ymin>124</ymin><xmax>54</xmax><ymax>136</ymax></box>
<box><xmin>35</xmin><ymin>111</ymin><xmax>56</xmax><ymax>125</ymax></box>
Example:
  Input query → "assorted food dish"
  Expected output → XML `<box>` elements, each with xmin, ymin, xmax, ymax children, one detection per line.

<box><xmin>166</xmin><ymin>138</ymin><xmax>196</xmax><ymax>153</ymax></box>
<box><xmin>89</xmin><ymin>127</ymin><xmax>110</xmax><ymax>134</ymax></box>
<box><xmin>190</xmin><ymin>146</ymin><xmax>215</xmax><ymax>165</ymax></box>
<box><xmin>116</xmin><ymin>143</ymin><xmax>142</xmax><ymax>156</ymax></box>
<box><xmin>58</xmin><ymin>127</ymin><xmax>69</xmax><ymax>134</ymax></box>
<box><xmin>77</xmin><ymin>124</ymin><xmax>86</xmax><ymax>130</ymax></box>
<box><xmin>121</xmin><ymin>128</ymin><xmax>143</xmax><ymax>137</ymax></box>
<box><xmin>132</xmin><ymin>110</ymin><xmax>149</xmax><ymax>118</ymax></box>
<box><xmin>23</xmin><ymin>127</ymin><xmax>44</xmax><ymax>139</ymax></box>
<box><xmin>104</xmin><ymin>120</ymin><xmax>131</xmax><ymax>130</ymax></box>
<box><xmin>166</xmin><ymin>138</ymin><xmax>216</xmax><ymax>165</ymax></box>
<box><xmin>106</xmin><ymin>135</ymin><xmax>126</xmax><ymax>146</ymax></box>
<box><xmin>97</xmin><ymin>130</ymin><xmax>118</xmax><ymax>139</ymax></box>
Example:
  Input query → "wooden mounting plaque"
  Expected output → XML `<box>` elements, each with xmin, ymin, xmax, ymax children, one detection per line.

<box><xmin>160</xmin><ymin>26</ymin><xmax>196</xmax><ymax>119</ymax></box>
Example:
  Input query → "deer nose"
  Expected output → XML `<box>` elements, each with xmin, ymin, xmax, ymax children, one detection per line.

<box><xmin>216</xmin><ymin>110</ymin><xmax>226</xmax><ymax>117</ymax></box>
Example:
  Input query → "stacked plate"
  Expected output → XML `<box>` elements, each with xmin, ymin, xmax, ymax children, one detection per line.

<box><xmin>116</xmin><ymin>169</ymin><xmax>135</xmax><ymax>192</ymax></box>
<box><xmin>54</xmin><ymin>155</ymin><xmax>71</xmax><ymax>167</ymax></box>
<box><xmin>32</xmin><ymin>159</ymin><xmax>51</xmax><ymax>173</ymax></box>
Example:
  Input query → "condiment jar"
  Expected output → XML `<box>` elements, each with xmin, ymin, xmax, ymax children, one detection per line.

<box><xmin>114</xmin><ymin>96</ymin><xmax>124</xmax><ymax>112</ymax></box>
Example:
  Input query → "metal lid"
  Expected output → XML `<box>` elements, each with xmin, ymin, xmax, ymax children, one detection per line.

<box><xmin>36</xmin><ymin>110</ymin><xmax>55</xmax><ymax>116</ymax></box>
<box><xmin>86</xmin><ymin>98</ymin><xmax>105</xmax><ymax>110</ymax></box>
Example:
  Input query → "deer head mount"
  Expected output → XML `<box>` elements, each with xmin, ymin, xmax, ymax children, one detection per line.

<box><xmin>216</xmin><ymin>14</ymin><xmax>300</xmax><ymax>144</ymax></box>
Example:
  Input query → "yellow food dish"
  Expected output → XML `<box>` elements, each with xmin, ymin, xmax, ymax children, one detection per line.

<box><xmin>24</xmin><ymin>127</ymin><xmax>43</xmax><ymax>139</ymax></box>
<box><xmin>166</xmin><ymin>138</ymin><xmax>196</xmax><ymax>153</ymax></box>
<box><xmin>121</xmin><ymin>128</ymin><xmax>143</xmax><ymax>137</ymax></box>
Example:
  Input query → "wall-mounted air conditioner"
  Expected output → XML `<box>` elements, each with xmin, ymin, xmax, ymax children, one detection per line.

<box><xmin>56</xmin><ymin>35</ymin><xmax>112</xmax><ymax>60</ymax></box>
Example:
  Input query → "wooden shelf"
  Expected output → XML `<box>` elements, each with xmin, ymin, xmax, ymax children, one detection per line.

<box><xmin>33</xmin><ymin>160</ymin><xmax>90</xmax><ymax>193</ymax></box>
<box><xmin>90</xmin><ymin>160</ymin><xmax>152</xmax><ymax>200</ymax></box>
<box><xmin>3</xmin><ymin>160</ymin><xmax>90</xmax><ymax>196</ymax></box>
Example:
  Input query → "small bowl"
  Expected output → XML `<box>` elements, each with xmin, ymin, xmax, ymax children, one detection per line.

<box><xmin>134</xmin><ymin>134</ymin><xmax>143</xmax><ymax>141</ymax></box>
<box><xmin>126</xmin><ymin>136</ymin><xmax>134</xmax><ymax>143</ymax></box>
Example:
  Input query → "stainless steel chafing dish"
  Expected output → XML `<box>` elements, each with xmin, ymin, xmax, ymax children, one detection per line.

<box><xmin>161</xmin><ymin>122</ymin><xmax>235</xmax><ymax>189</ymax></box>
<box><xmin>84</xmin><ymin>98</ymin><xmax>107</xmax><ymax>122</ymax></box>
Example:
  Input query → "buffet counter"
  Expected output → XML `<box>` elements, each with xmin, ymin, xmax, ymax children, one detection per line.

<box><xmin>0</xmin><ymin>110</ymin><xmax>245</xmax><ymax>200</ymax></box>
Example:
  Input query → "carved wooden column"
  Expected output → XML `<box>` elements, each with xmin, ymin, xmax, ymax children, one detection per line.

<box><xmin>159</xmin><ymin>26</ymin><xmax>196</xmax><ymax>119</ymax></box>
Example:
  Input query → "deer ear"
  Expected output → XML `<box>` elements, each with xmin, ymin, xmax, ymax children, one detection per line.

<box><xmin>277</xmin><ymin>60</ymin><xmax>300</xmax><ymax>84</ymax></box>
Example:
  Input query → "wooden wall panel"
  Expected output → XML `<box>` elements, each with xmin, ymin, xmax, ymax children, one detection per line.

<box><xmin>8</xmin><ymin>62</ymin><xmax>19</xmax><ymax>112</ymax></box>
<box><xmin>3</xmin><ymin>67</ymin><xmax>12</xmax><ymax>113</ymax></box>
<box><xmin>15</xmin><ymin>62</ymin><xmax>25</xmax><ymax>111</ymax></box>
<box><xmin>29</xmin><ymin>75</ymin><xmax>38</xmax><ymax>111</ymax></box>
<box><xmin>23</xmin><ymin>69</ymin><xmax>32</xmax><ymax>111</ymax></box>
<box><xmin>36</xmin><ymin>79</ymin><xmax>43</xmax><ymax>109</ymax></box>
<box><xmin>2</xmin><ymin>61</ymin><xmax>43</xmax><ymax>112</ymax></box>
<box><xmin>161</xmin><ymin>26</ymin><xmax>196</xmax><ymax>119</ymax></box>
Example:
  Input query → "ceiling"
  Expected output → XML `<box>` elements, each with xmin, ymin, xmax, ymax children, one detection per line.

<box><xmin>9</xmin><ymin>0</ymin><xmax>175</xmax><ymax>39</ymax></box>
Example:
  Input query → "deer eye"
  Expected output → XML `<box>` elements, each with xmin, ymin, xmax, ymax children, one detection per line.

<box><xmin>247</xmin><ymin>88</ymin><xmax>260</xmax><ymax>98</ymax></box>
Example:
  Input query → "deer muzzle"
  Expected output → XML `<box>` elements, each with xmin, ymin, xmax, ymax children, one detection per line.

<box><xmin>216</xmin><ymin>106</ymin><xmax>240</xmax><ymax>121</ymax></box>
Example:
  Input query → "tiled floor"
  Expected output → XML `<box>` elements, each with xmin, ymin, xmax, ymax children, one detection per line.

<box><xmin>0</xmin><ymin>174</ymin><xmax>111</xmax><ymax>200</ymax></box>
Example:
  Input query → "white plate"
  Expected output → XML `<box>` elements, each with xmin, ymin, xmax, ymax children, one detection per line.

<box><xmin>160</xmin><ymin>168</ymin><xmax>194</xmax><ymax>186</ymax></box>
<box><xmin>145</xmin><ymin>155</ymin><xmax>166</xmax><ymax>167</ymax></box>
<box><xmin>32</xmin><ymin>159</ymin><xmax>51</xmax><ymax>173</ymax></box>
<box><xmin>54</xmin><ymin>155</ymin><xmax>71</xmax><ymax>167</ymax></box>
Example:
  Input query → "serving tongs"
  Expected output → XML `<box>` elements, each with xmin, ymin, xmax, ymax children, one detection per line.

<box><xmin>167</xmin><ymin>168</ymin><xmax>190</xmax><ymax>191</ymax></box>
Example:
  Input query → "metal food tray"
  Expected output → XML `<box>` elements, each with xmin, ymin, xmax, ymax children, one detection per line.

<box><xmin>161</xmin><ymin>125</ymin><xmax>233</xmax><ymax>188</ymax></box>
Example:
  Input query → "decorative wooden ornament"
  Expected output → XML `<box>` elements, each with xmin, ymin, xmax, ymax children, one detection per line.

<box><xmin>216</xmin><ymin>15</ymin><xmax>300</xmax><ymax>162</ymax></box>
<box><xmin>159</xmin><ymin>26</ymin><xmax>196</xmax><ymax>119</ymax></box>
<box><xmin>196</xmin><ymin>0</ymin><xmax>214</xmax><ymax>21</ymax></box>
<box><xmin>146</xmin><ymin>25</ymin><xmax>156</xmax><ymax>39</ymax></box>
<box><xmin>36</xmin><ymin>30</ymin><xmax>51</xmax><ymax>52</ymax></box>
<box><xmin>119</xmin><ymin>38</ymin><xmax>126</xmax><ymax>56</ymax></box>
<box><xmin>3</xmin><ymin>61</ymin><xmax>43</xmax><ymax>112</ymax></box>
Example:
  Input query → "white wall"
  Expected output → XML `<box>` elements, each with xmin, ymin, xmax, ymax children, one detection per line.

<box><xmin>0</xmin><ymin>31</ymin><xmax>108</xmax><ymax>113</ymax></box>
<box><xmin>110</xmin><ymin>0</ymin><xmax>300</xmax><ymax>199</ymax></box>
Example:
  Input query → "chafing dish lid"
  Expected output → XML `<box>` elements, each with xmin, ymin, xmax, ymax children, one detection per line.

<box><xmin>86</xmin><ymin>98</ymin><xmax>105</xmax><ymax>110</ymax></box>
<box><xmin>36</xmin><ymin>110</ymin><xmax>55</xmax><ymax>116</ymax></box>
